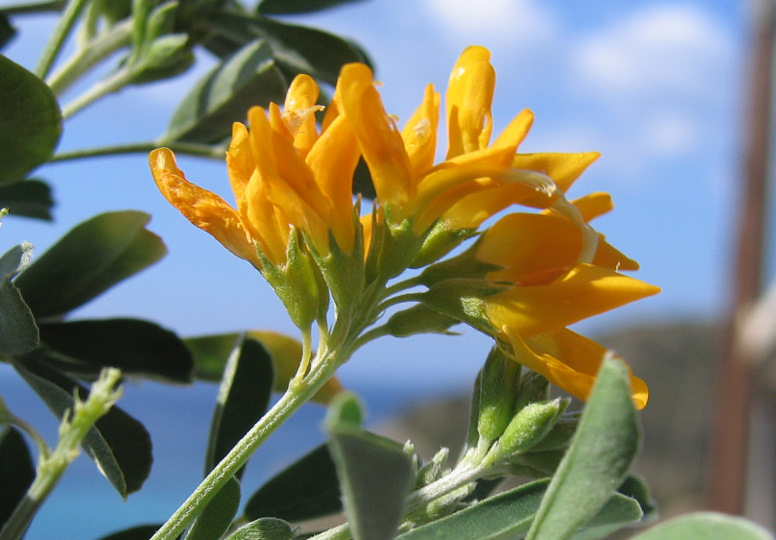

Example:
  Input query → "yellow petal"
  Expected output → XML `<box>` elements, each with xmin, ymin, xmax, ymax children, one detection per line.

<box><xmin>306</xmin><ymin>114</ymin><xmax>360</xmax><ymax>254</ymax></box>
<box><xmin>401</xmin><ymin>83</ymin><xmax>440</xmax><ymax>181</ymax></box>
<box><xmin>504</xmin><ymin>327</ymin><xmax>648</xmax><ymax>409</ymax></box>
<box><xmin>249</xmin><ymin>330</ymin><xmax>344</xmax><ymax>404</ymax></box>
<box><xmin>150</xmin><ymin>148</ymin><xmax>260</xmax><ymax>267</ymax></box>
<box><xmin>593</xmin><ymin>234</ymin><xmax>640</xmax><ymax>271</ymax></box>
<box><xmin>569</xmin><ymin>192</ymin><xmax>613</xmax><ymax>222</ymax></box>
<box><xmin>512</xmin><ymin>152</ymin><xmax>600</xmax><ymax>193</ymax></box>
<box><xmin>225</xmin><ymin>122</ymin><xmax>254</xmax><ymax>205</ymax></box>
<box><xmin>338</xmin><ymin>63</ymin><xmax>413</xmax><ymax>207</ymax></box>
<box><xmin>485</xmin><ymin>263</ymin><xmax>660</xmax><ymax>338</ymax></box>
<box><xmin>283</xmin><ymin>74</ymin><xmax>322</xmax><ymax>156</ymax></box>
<box><xmin>446</xmin><ymin>45</ymin><xmax>495</xmax><ymax>158</ymax></box>
<box><xmin>477</xmin><ymin>213</ymin><xmax>582</xmax><ymax>284</ymax></box>
<box><xmin>492</xmin><ymin>108</ymin><xmax>534</xmax><ymax>150</ymax></box>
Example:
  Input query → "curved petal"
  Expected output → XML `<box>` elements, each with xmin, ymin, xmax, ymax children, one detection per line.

<box><xmin>504</xmin><ymin>327</ymin><xmax>648</xmax><ymax>409</ymax></box>
<box><xmin>492</xmin><ymin>108</ymin><xmax>534</xmax><ymax>150</ymax></box>
<box><xmin>338</xmin><ymin>63</ymin><xmax>412</xmax><ymax>207</ymax></box>
<box><xmin>484</xmin><ymin>263</ymin><xmax>660</xmax><ymax>338</ymax></box>
<box><xmin>477</xmin><ymin>213</ymin><xmax>582</xmax><ymax>285</ymax></box>
<box><xmin>569</xmin><ymin>192</ymin><xmax>613</xmax><ymax>222</ymax></box>
<box><xmin>401</xmin><ymin>83</ymin><xmax>440</xmax><ymax>182</ymax></box>
<box><xmin>283</xmin><ymin>74</ymin><xmax>322</xmax><ymax>156</ymax></box>
<box><xmin>593</xmin><ymin>234</ymin><xmax>640</xmax><ymax>271</ymax></box>
<box><xmin>150</xmin><ymin>148</ymin><xmax>260</xmax><ymax>267</ymax></box>
<box><xmin>225</xmin><ymin>122</ymin><xmax>254</xmax><ymax>205</ymax></box>
<box><xmin>446</xmin><ymin>45</ymin><xmax>495</xmax><ymax>158</ymax></box>
<box><xmin>512</xmin><ymin>152</ymin><xmax>600</xmax><ymax>193</ymax></box>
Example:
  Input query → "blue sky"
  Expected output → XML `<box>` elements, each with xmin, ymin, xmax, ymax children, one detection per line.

<box><xmin>0</xmin><ymin>0</ymin><xmax>749</xmax><ymax>393</ymax></box>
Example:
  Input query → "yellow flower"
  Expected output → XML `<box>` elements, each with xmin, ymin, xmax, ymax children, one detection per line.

<box><xmin>151</xmin><ymin>74</ymin><xmax>361</xmax><ymax>267</ymax></box>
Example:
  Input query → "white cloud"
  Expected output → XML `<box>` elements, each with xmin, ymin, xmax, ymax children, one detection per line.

<box><xmin>421</xmin><ymin>0</ymin><xmax>557</xmax><ymax>45</ymax></box>
<box><xmin>572</xmin><ymin>4</ymin><xmax>735</xmax><ymax>99</ymax></box>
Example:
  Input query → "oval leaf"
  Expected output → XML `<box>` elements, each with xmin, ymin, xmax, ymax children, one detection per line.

<box><xmin>38</xmin><ymin>318</ymin><xmax>193</xmax><ymax>383</ymax></box>
<box><xmin>0</xmin><ymin>243</ymin><xmax>38</xmax><ymax>355</ymax></box>
<box><xmin>98</xmin><ymin>524</ymin><xmax>163</xmax><ymax>540</ymax></box>
<box><xmin>163</xmin><ymin>39</ymin><xmax>287</xmax><ymax>144</ymax></box>
<box><xmin>244</xmin><ymin>444</ymin><xmax>341</xmax><ymax>523</ymax></box>
<box><xmin>0</xmin><ymin>427</ymin><xmax>35</xmax><ymax>530</ymax></box>
<box><xmin>0</xmin><ymin>55</ymin><xmax>61</xmax><ymax>184</ymax></box>
<box><xmin>185</xmin><ymin>477</ymin><xmax>241</xmax><ymax>540</ymax></box>
<box><xmin>0</xmin><ymin>179</ymin><xmax>55</xmax><ymax>221</ymax></box>
<box><xmin>257</xmin><ymin>0</ymin><xmax>366</xmax><ymax>15</ymax></box>
<box><xmin>525</xmin><ymin>355</ymin><xmax>642</xmax><ymax>540</ymax></box>
<box><xmin>326</xmin><ymin>393</ymin><xmax>414</xmax><ymax>540</ymax></box>
<box><xmin>630</xmin><ymin>512</ymin><xmax>773</xmax><ymax>540</ymax></box>
<box><xmin>225</xmin><ymin>517</ymin><xmax>294</xmax><ymax>540</ymax></box>
<box><xmin>14</xmin><ymin>211</ymin><xmax>166</xmax><ymax>319</ymax></box>
<box><xmin>205</xmin><ymin>336</ymin><xmax>273</xmax><ymax>476</ymax></box>
<box><xmin>12</xmin><ymin>355</ymin><xmax>152</xmax><ymax>497</ymax></box>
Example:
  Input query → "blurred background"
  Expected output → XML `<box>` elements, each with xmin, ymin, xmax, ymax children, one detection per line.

<box><xmin>1</xmin><ymin>0</ymin><xmax>774</xmax><ymax>538</ymax></box>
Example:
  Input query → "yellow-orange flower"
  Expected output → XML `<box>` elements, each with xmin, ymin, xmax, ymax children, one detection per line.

<box><xmin>151</xmin><ymin>74</ymin><xmax>361</xmax><ymax>267</ymax></box>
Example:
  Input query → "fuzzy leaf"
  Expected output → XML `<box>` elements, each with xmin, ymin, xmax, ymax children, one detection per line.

<box><xmin>630</xmin><ymin>512</ymin><xmax>773</xmax><ymax>540</ymax></box>
<box><xmin>525</xmin><ymin>355</ymin><xmax>641</xmax><ymax>540</ymax></box>
<box><xmin>225</xmin><ymin>518</ymin><xmax>294</xmax><ymax>540</ymax></box>
<box><xmin>205</xmin><ymin>336</ymin><xmax>273</xmax><ymax>477</ymax></box>
<box><xmin>0</xmin><ymin>427</ymin><xmax>35</xmax><ymax>530</ymax></box>
<box><xmin>244</xmin><ymin>444</ymin><xmax>341</xmax><ymax>522</ymax></box>
<box><xmin>13</xmin><ymin>355</ymin><xmax>152</xmax><ymax>497</ymax></box>
<box><xmin>0</xmin><ymin>179</ymin><xmax>54</xmax><ymax>220</ymax></box>
<box><xmin>14</xmin><ymin>211</ymin><xmax>166</xmax><ymax>319</ymax></box>
<box><xmin>163</xmin><ymin>39</ymin><xmax>286</xmax><ymax>144</ymax></box>
<box><xmin>0</xmin><ymin>55</ymin><xmax>61</xmax><ymax>184</ymax></box>
<box><xmin>38</xmin><ymin>318</ymin><xmax>193</xmax><ymax>383</ymax></box>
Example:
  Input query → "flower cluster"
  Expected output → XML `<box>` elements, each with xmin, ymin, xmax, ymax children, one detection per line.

<box><xmin>150</xmin><ymin>46</ymin><xmax>658</xmax><ymax>408</ymax></box>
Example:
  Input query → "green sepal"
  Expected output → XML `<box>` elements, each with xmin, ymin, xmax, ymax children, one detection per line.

<box><xmin>475</xmin><ymin>347</ymin><xmax>522</xmax><ymax>447</ymax></box>
<box><xmin>243</xmin><ymin>443</ymin><xmax>342</xmax><ymax>522</ymax></box>
<box><xmin>326</xmin><ymin>393</ymin><xmax>415</xmax><ymax>540</ymax></box>
<box><xmin>225</xmin><ymin>517</ymin><xmax>294</xmax><ymax>540</ymax></box>
<box><xmin>520</xmin><ymin>412</ymin><xmax>580</xmax><ymax>453</ymax></box>
<box><xmin>260</xmin><ymin>230</ymin><xmax>328</xmax><ymax>334</ymax></box>
<box><xmin>420</xmin><ymin>278</ymin><xmax>511</xmax><ymax>335</ymax></box>
<box><xmin>204</xmin><ymin>335</ymin><xmax>273</xmax><ymax>478</ymax></box>
<box><xmin>364</xmin><ymin>207</ymin><xmax>425</xmax><ymax>284</ymax></box>
<box><xmin>14</xmin><ymin>211</ymin><xmax>166</xmax><ymax>320</ymax></box>
<box><xmin>410</xmin><ymin>221</ymin><xmax>477</xmax><ymax>269</ymax></box>
<box><xmin>0</xmin><ymin>55</ymin><xmax>62</xmax><ymax>184</ymax></box>
<box><xmin>417</xmin><ymin>234</ymin><xmax>499</xmax><ymax>287</ymax></box>
<box><xmin>0</xmin><ymin>427</ymin><xmax>35</xmax><ymax>531</ymax></box>
<box><xmin>496</xmin><ymin>399</ymin><xmax>567</xmax><ymax>459</ymax></box>
<box><xmin>0</xmin><ymin>243</ymin><xmax>38</xmax><ymax>355</ymax></box>
<box><xmin>13</xmin><ymin>355</ymin><xmax>152</xmax><ymax>497</ymax></box>
<box><xmin>525</xmin><ymin>354</ymin><xmax>642</xmax><ymax>540</ymax></box>
<box><xmin>384</xmin><ymin>304</ymin><xmax>460</xmax><ymax>338</ymax></box>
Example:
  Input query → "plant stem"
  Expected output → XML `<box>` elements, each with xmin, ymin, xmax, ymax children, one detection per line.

<box><xmin>149</xmin><ymin>351</ymin><xmax>344</xmax><ymax>540</ymax></box>
<box><xmin>0</xmin><ymin>1</ymin><xmax>62</xmax><ymax>15</ymax></box>
<box><xmin>46</xmin><ymin>18</ymin><xmax>134</xmax><ymax>96</ymax></box>
<box><xmin>50</xmin><ymin>141</ymin><xmax>226</xmax><ymax>163</ymax></box>
<box><xmin>34</xmin><ymin>0</ymin><xmax>90</xmax><ymax>79</ymax></box>
<box><xmin>60</xmin><ymin>63</ymin><xmax>138</xmax><ymax>118</ymax></box>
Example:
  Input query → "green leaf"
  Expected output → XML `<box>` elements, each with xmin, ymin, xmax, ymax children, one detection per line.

<box><xmin>38</xmin><ymin>318</ymin><xmax>193</xmax><ymax>383</ymax></box>
<box><xmin>397</xmin><ymin>480</ymin><xmax>642</xmax><ymax>540</ymax></box>
<box><xmin>257</xmin><ymin>0</ymin><xmax>366</xmax><ymax>15</ymax></box>
<box><xmin>98</xmin><ymin>524</ymin><xmax>162</xmax><ymax>540</ymax></box>
<box><xmin>163</xmin><ymin>39</ymin><xmax>287</xmax><ymax>144</ymax></box>
<box><xmin>13</xmin><ymin>355</ymin><xmax>152</xmax><ymax>497</ymax></box>
<box><xmin>14</xmin><ymin>211</ymin><xmax>166</xmax><ymax>319</ymax></box>
<box><xmin>525</xmin><ymin>355</ymin><xmax>642</xmax><ymax>540</ymax></box>
<box><xmin>205</xmin><ymin>336</ymin><xmax>273</xmax><ymax>477</ymax></box>
<box><xmin>208</xmin><ymin>13</ymin><xmax>370</xmax><ymax>87</ymax></box>
<box><xmin>0</xmin><ymin>15</ymin><xmax>16</xmax><ymax>50</ymax></box>
<box><xmin>630</xmin><ymin>512</ymin><xmax>773</xmax><ymax>540</ymax></box>
<box><xmin>185</xmin><ymin>332</ymin><xmax>241</xmax><ymax>381</ymax></box>
<box><xmin>326</xmin><ymin>393</ymin><xmax>414</xmax><ymax>540</ymax></box>
<box><xmin>185</xmin><ymin>476</ymin><xmax>241</xmax><ymax>540</ymax></box>
<box><xmin>0</xmin><ymin>179</ymin><xmax>54</xmax><ymax>221</ymax></box>
<box><xmin>0</xmin><ymin>427</ymin><xmax>35</xmax><ymax>530</ymax></box>
<box><xmin>0</xmin><ymin>243</ymin><xmax>38</xmax><ymax>355</ymax></box>
<box><xmin>244</xmin><ymin>444</ymin><xmax>342</xmax><ymax>522</ymax></box>
<box><xmin>225</xmin><ymin>517</ymin><xmax>294</xmax><ymax>540</ymax></box>
<box><xmin>0</xmin><ymin>55</ymin><xmax>61</xmax><ymax>184</ymax></box>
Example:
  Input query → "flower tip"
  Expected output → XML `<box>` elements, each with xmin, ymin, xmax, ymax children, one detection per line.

<box><xmin>149</xmin><ymin>147</ymin><xmax>177</xmax><ymax>174</ymax></box>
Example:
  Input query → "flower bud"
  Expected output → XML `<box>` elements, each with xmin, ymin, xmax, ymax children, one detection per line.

<box><xmin>384</xmin><ymin>304</ymin><xmax>459</xmax><ymax>338</ymax></box>
<box><xmin>496</xmin><ymin>398</ymin><xmax>566</xmax><ymax>458</ymax></box>
<box><xmin>476</xmin><ymin>347</ymin><xmax>522</xmax><ymax>447</ymax></box>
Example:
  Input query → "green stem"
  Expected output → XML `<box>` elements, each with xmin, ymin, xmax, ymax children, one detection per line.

<box><xmin>50</xmin><ymin>141</ymin><xmax>226</xmax><ymax>163</ymax></box>
<box><xmin>61</xmin><ymin>63</ymin><xmax>139</xmax><ymax>118</ymax></box>
<box><xmin>149</xmin><ymin>350</ymin><xmax>344</xmax><ymax>540</ymax></box>
<box><xmin>46</xmin><ymin>18</ymin><xmax>134</xmax><ymax>96</ymax></box>
<box><xmin>34</xmin><ymin>0</ymin><xmax>90</xmax><ymax>79</ymax></box>
<box><xmin>0</xmin><ymin>1</ymin><xmax>62</xmax><ymax>15</ymax></box>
